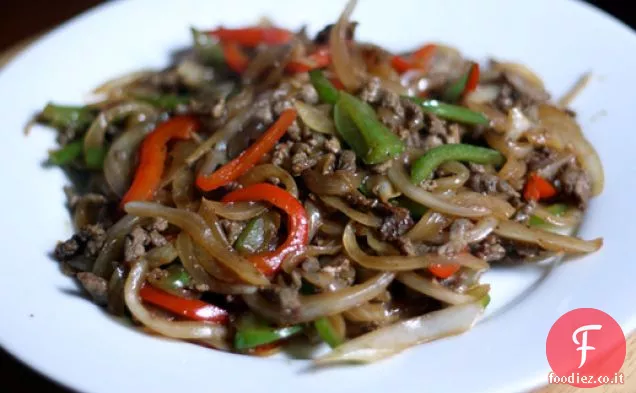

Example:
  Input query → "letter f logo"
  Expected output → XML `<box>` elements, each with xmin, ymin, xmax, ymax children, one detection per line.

<box><xmin>572</xmin><ymin>324</ymin><xmax>602</xmax><ymax>368</ymax></box>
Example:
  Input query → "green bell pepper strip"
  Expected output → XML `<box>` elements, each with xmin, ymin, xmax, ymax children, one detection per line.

<box><xmin>309</xmin><ymin>70</ymin><xmax>340</xmax><ymax>105</ymax></box>
<box><xmin>528</xmin><ymin>203</ymin><xmax>568</xmax><ymax>227</ymax></box>
<box><xmin>48</xmin><ymin>140</ymin><xmax>83</xmax><ymax>166</ymax></box>
<box><xmin>235</xmin><ymin>216</ymin><xmax>266</xmax><ymax>254</ymax></box>
<box><xmin>314</xmin><ymin>317</ymin><xmax>344</xmax><ymax>348</ymax></box>
<box><xmin>191</xmin><ymin>27</ymin><xmax>225</xmax><ymax>65</ymax></box>
<box><xmin>333</xmin><ymin>100</ymin><xmax>369</xmax><ymax>160</ymax></box>
<box><xmin>84</xmin><ymin>146</ymin><xmax>108</xmax><ymax>170</ymax></box>
<box><xmin>407</xmin><ymin>97</ymin><xmax>489</xmax><ymax>125</ymax></box>
<box><xmin>40</xmin><ymin>103</ymin><xmax>94</xmax><ymax>129</ymax></box>
<box><xmin>410</xmin><ymin>144</ymin><xmax>505</xmax><ymax>184</ymax></box>
<box><xmin>393</xmin><ymin>196</ymin><xmax>428</xmax><ymax>218</ymax></box>
<box><xmin>442</xmin><ymin>73</ymin><xmax>470</xmax><ymax>103</ymax></box>
<box><xmin>479</xmin><ymin>293</ymin><xmax>491</xmax><ymax>308</ymax></box>
<box><xmin>135</xmin><ymin>94</ymin><xmax>191</xmax><ymax>110</ymax></box>
<box><xmin>337</xmin><ymin>92</ymin><xmax>405</xmax><ymax>164</ymax></box>
<box><xmin>148</xmin><ymin>265</ymin><xmax>193</xmax><ymax>296</ymax></box>
<box><xmin>234</xmin><ymin>315</ymin><xmax>303</xmax><ymax>350</ymax></box>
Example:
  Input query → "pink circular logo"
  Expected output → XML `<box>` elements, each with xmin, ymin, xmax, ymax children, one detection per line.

<box><xmin>546</xmin><ymin>308</ymin><xmax>626</xmax><ymax>388</ymax></box>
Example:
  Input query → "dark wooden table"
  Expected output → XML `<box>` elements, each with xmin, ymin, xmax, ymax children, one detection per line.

<box><xmin>0</xmin><ymin>1</ymin><xmax>634</xmax><ymax>392</ymax></box>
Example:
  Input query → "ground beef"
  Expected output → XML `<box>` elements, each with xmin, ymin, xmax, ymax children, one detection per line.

<box><xmin>220</xmin><ymin>219</ymin><xmax>247</xmax><ymax>245</ymax></box>
<box><xmin>395</xmin><ymin>237</ymin><xmax>436</xmax><ymax>256</ymax></box>
<box><xmin>77</xmin><ymin>272</ymin><xmax>108</xmax><ymax>305</ymax></box>
<box><xmin>124</xmin><ymin>226</ymin><xmax>150</xmax><ymax>262</ymax></box>
<box><xmin>145</xmin><ymin>69</ymin><xmax>182</xmax><ymax>93</ymax></box>
<box><xmin>512</xmin><ymin>200</ymin><xmax>537</xmax><ymax>224</ymax></box>
<box><xmin>123</xmin><ymin>220</ymin><xmax>169</xmax><ymax>262</ymax></box>
<box><xmin>438</xmin><ymin>219</ymin><xmax>474</xmax><ymax>256</ymax></box>
<box><xmin>359</xmin><ymin>77</ymin><xmax>383</xmax><ymax>104</ymax></box>
<box><xmin>473</xmin><ymin>234</ymin><xmax>506</xmax><ymax>262</ymax></box>
<box><xmin>468</xmin><ymin>169</ymin><xmax>520</xmax><ymax>197</ymax></box>
<box><xmin>298</xmin><ymin>83</ymin><xmax>319</xmax><ymax>104</ymax></box>
<box><xmin>187</xmin><ymin>97</ymin><xmax>226</xmax><ymax>118</ymax></box>
<box><xmin>495</xmin><ymin>72</ymin><xmax>548</xmax><ymax>112</ymax></box>
<box><xmin>337</xmin><ymin>150</ymin><xmax>357</xmax><ymax>172</ymax></box>
<box><xmin>54</xmin><ymin>224</ymin><xmax>107</xmax><ymax>266</ymax></box>
<box><xmin>557</xmin><ymin>163</ymin><xmax>592</xmax><ymax>209</ymax></box>
<box><xmin>379</xmin><ymin>206</ymin><xmax>414</xmax><ymax>242</ymax></box>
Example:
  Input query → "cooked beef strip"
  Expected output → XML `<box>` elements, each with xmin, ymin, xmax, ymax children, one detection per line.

<box><xmin>472</xmin><ymin>234</ymin><xmax>507</xmax><ymax>262</ymax></box>
<box><xmin>557</xmin><ymin>162</ymin><xmax>592</xmax><ymax>209</ymax></box>
<box><xmin>55</xmin><ymin>224</ymin><xmax>107</xmax><ymax>266</ymax></box>
<box><xmin>77</xmin><ymin>272</ymin><xmax>108</xmax><ymax>305</ymax></box>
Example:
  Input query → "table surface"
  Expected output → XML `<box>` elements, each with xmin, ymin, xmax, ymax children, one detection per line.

<box><xmin>1</xmin><ymin>9</ymin><xmax>636</xmax><ymax>393</ymax></box>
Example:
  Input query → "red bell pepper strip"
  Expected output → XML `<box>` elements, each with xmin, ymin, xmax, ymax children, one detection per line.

<box><xmin>391</xmin><ymin>44</ymin><xmax>437</xmax><ymax>73</ymax></box>
<box><xmin>286</xmin><ymin>47</ymin><xmax>331</xmax><ymax>73</ymax></box>
<box><xmin>222</xmin><ymin>183</ymin><xmax>309</xmax><ymax>276</ymax></box>
<box><xmin>390</xmin><ymin>55</ymin><xmax>413</xmax><ymax>74</ymax></box>
<box><xmin>329</xmin><ymin>77</ymin><xmax>345</xmax><ymax>90</ymax></box>
<box><xmin>463</xmin><ymin>63</ymin><xmax>480</xmax><ymax>96</ymax></box>
<box><xmin>222</xmin><ymin>41</ymin><xmax>250</xmax><ymax>73</ymax></box>
<box><xmin>428</xmin><ymin>264</ymin><xmax>460</xmax><ymax>279</ymax></box>
<box><xmin>523</xmin><ymin>172</ymin><xmax>557</xmax><ymax>201</ymax></box>
<box><xmin>121</xmin><ymin>116</ymin><xmax>198</xmax><ymax>208</ymax></box>
<box><xmin>139</xmin><ymin>285</ymin><xmax>228</xmax><ymax>323</ymax></box>
<box><xmin>207</xmin><ymin>27</ymin><xmax>292</xmax><ymax>47</ymax></box>
<box><xmin>196</xmin><ymin>108</ymin><xmax>297</xmax><ymax>191</ymax></box>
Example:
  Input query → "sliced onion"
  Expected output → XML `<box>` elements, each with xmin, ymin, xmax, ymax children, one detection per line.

<box><xmin>329</xmin><ymin>0</ymin><xmax>363</xmax><ymax>90</ymax></box>
<box><xmin>93</xmin><ymin>215</ymin><xmax>144</xmax><ymax>278</ymax></box>
<box><xmin>281</xmin><ymin>244</ymin><xmax>343</xmax><ymax>273</ymax></box>
<box><xmin>449</xmin><ymin>191</ymin><xmax>515</xmax><ymax>219</ymax></box>
<box><xmin>305</xmin><ymin>200</ymin><xmax>323</xmax><ymax>241</ymax></box>
<box><xmin>92</xmin><ymin>70</ymin><xmax>153</xmax><ymax>97</ymax></box>
<box><xmin>397</xmin><ymin>272</ymin><xmax>477</xmax><ymax>305</ymax></box>
<box><xmin>186</xmin><ymin>106</ymin><xmax>254</xmax><ymax>167</ymax></box>
<box><xmin>320</xmin><ymin>196</ymin><xmax>382</xmax><ymax>227</ymax></box>
<box><xmin>124</xmin><ymin>202</ymin><xmax>269</xmax><ymax>286</ymax></box>
<box><xmin>124</xmin><ymin>258</ymin><xmax>229</xmax><ymax>349</ymax></box>
<box><xmin>365</xmin><ymin>230</ymin><xmax>400</xmax><ymax>255</ymax></box>
<box><xmin>494</xmin><ymin>219</ymin><xmax>602</xmax><ymax>253</ymax></box>
<box><xmin>176</xmin><ymin>232</ymin><xmax>257</xmax><ymax>294</ymax></box>
<box><xmin>315</xmin><ymin>302</ymin><xmax>483</xmax><ymax>364</ymax></box>
<box><xmin>84</xmin><ymin>101</ymin><xmax>157</xmax><ymax>154</ymax></box>
<box><xmin>104</xmin><ymin>124</ymin><xmax>153</xmax><ymax>197</ymax></box>
<box><xmin>295</xmin><ymin>101</ymin><xmax>335</xmax><ymax>135</ymax></box>
<box><xmin>533</xmin><ymin>205</ymin><xmax>582</xmax><ymax>228</ymax></box>
<box><xmin>406</xmin><ymin>211</ymin><xmax>449</xmax><ymax>242</ymax></box>
<box><xmin>172</xmin><ymin>168</ymin><xmax>199</xmax><ymax>211</ymax></box>
<box><xmin>320</xmin><ymin>219</ymin><xmax>346</xmax><ymax>236</ymax></box>
<box><xmin>343</xmin><ymin>223</ymin><xmax>488</xmax><ymax>271</ymax></box>
<box><xmin>432</xmin><ymin>161</ymin><xmax>470</xmax><ymax>191</ymax></box>
<box><xmin>304</xmin><ymin>170</ymin><xmax>362</xmax><ymax>197</ymax></box>
<box><xmin>201</xmin><ymin>198</ymin><xmax>267</xmax><ymax>221</ymax></box>
<box><xmin>538</xmin><ymin>104</ymin><xmax>604</xmax><ymax>196</ymax></box>
<box><xmin>365</xmin><ymin>174</ymin><xmax>401</xmax><ymax>202</ymax></box>
<box><xmin>465</xmin><ymin>84</ymin><xmax>501</xmax><ymax>104</ymax></box>
<box><xmin>388</xmin><ymin>163</ymin><xmax>490</xmax><ymax>218</ymax></box>
<box><xmin>465</xmin><ymin>217</ymin><xmax>498</xmax><ymax>243</ymax></box>
<box><xmin>243</xmin><ymin>272</ymin><xmax>394</xmax><ymax>324</ymax></box>
<box><xmin>492</xmin><ymin>61</ymin><xmax>545</xmax><ymax>90</ymax></box>
<box><xmin>505</xmin><ymin>107</ymin><xmax>534</xmax><ymax>141</ymax></box>
<box><xmin>239</xmin><ymin>164</ymin><xmax>299</xmax><ymax>198</ymax></box>
<box><xmin>343</xmin><ymin>302</ymin><xmax>399</xmax><ymax>324</ymax></box>
<box><xmin>558</xmin><ymin>72</ymin><xmax>592</xmax><ymax>108</ymax></box>
<box><xmin>146</xmin><ymin>243</ymin><xmax>179</xmax><ymax>268</ymax></box>
<box><xmin>484</xmin><ymin>130</ymin><xmax>533</xmax><ymax>159</ymax></box>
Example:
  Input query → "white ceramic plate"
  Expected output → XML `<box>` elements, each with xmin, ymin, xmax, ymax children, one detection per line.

<box><xmin>1</xmin><ymin>0</ymin><xmax>635</xmax><ymax>392</ymax></box>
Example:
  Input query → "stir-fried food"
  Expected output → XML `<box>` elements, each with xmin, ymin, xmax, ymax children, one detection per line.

<box><xmin>40</xmin><ymin>0</ymin><xmax>603</xmax><ymax>363</ymax></box>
